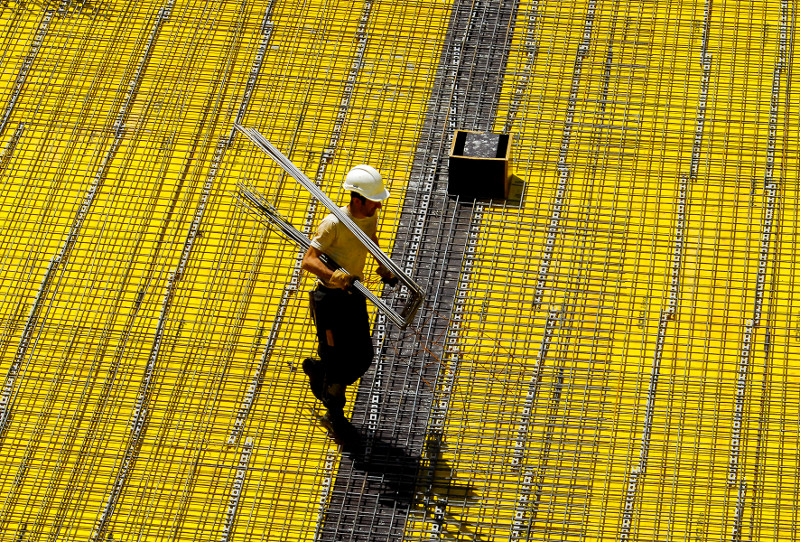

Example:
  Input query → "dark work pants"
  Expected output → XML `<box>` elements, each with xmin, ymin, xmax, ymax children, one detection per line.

<box><xmin>308</xmin><ymin>285</ymin><xmax>374</xmax><ymax>416</ymax></box>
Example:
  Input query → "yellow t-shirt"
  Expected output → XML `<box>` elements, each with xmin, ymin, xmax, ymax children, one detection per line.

<box><xmin>310</xmin><ymin>205</ymin><xmax>378</xmax><ymax>285</ymax></box>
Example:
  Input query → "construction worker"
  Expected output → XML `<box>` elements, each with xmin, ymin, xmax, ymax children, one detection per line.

<box><xmin>301</xmin><ymin>164</ymin><xmax>396</xmax><ymax>440</ymax></box>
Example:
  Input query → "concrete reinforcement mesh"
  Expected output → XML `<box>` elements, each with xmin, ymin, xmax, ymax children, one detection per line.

<box><xmin>0</xmin><ymin>0</ymin><xmax>798</xmax><ymax>540</ymax></box>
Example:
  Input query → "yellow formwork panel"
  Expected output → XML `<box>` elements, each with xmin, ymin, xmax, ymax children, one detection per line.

<box><xmin>406</xmin><ymin>0</ymin><xmax>800</xmax><ymax>540</ymax></box>
<box><xmin>0</xmin><ymin>0</ymin><xmax>450</xmax><ymax>540</ymax></box>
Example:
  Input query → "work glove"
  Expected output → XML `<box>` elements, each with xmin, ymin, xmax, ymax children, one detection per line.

<box><xmin>376</xmin><ymin>263</ymin><xmax>399</xmax><ymax>287</ymax></box>
<box><xmin>329</xmin><ymin>269</ymin><xmax>356</xmax><ymax>290</ymax></box>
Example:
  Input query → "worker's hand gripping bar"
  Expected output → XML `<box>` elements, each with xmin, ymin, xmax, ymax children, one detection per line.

<box><xmin>234</xmin><ymin>124</ymin><xmax>425</xmax><ymax>329</ymax></box>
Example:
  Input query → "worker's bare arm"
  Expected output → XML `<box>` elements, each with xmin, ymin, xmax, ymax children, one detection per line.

<box><xmin>371</xmin><ymin>233</ymin><xmax>381</xmax><ymax>261</ymax></box>
<box><xmin>302</xmin><ymin>246</ymin><xmax>333</xmax><ymax>283</ymax></box>
<box><xmin>371</xmin><ymin>233</ymin><xmax>398</xmax><ymax>286</ymax></box>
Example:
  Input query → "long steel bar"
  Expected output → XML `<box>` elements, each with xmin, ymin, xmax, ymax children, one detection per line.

<box><xmin>619</xmin><ymin>1</ymin><xmax>711</xmax><ymax>538</ymax></box>
<box><xmin>501</xmin><ymin>6</ymin><xmax>548</xmax><ymax>538</ymax></box>
<box><xmin>511</xmin><ymin>1</ymin><xmax>598</xmax><ymax>536</ymax></box>
<box><xmin>124</xmin><ymin>3</ymin><xmax>263</xmax><ymax>526</ymax></box>
<box><xmin>502</xmin><ymin>1</ymin><xmax>539</xmax><ymax>136</ymax></box>
<box><xmin>534</xmin><ymin>0</ymin><xmax>596</xmax><ymax>308</ymax></box>
<box><xmin>146</xmin><ymin>5</ymin><xmax>278</xmax><ymax>538</ymax></box>
<box><xmin>727</xmin><ymin>0</ymin><xmax>788</xmax><ymax>487</ymax></box>
<box><xmin>234</xmin><ymin>187</ymin><xmax>404</xmax><ymax>328</ymax></box>
<box><xmin>0</xmin><ymin>8</ymin><xmax>54</xmax><ymax>136</ymax></box>
<box><xmin>220</xmin><ymin>437</ymin><xmax>254</xmax><ymax>542</ymax></box>
<box><xmin>125</xmin><ymin>3</ymin><xmax>266</xmax><ymax>537</ymax></box>
<box><xmin>420</xmin><ymin>0</ymin><xmax>489</xmax><ymax>471</ymax></box>
<box><xmin>233</xmin><ymin>124</ymin><xmax>425</xmax><ymax>329</ymax></box>
<box><xmin>725</xmin><ymin>3</ymin><xmax>790</xmax><ymax>539</ymax></box>
<box><xmin>188</xmin><ymin>1</ymin><xmax>277</xmax><ymax>449</ymax></box>
<box><xmin>319</xmin><ymin>0</ymin><xmax>482</xmax><ymax>535</ymax></box>
<box><xmin>87</xmin><ymin>2</ymin><xmax>176</xmax><ymax>536</ymax></box>
<box><xmin>358</xmin><ymin>5</ymin><xmax>476</xmax><ymax>526</ymax></box>
<box><xmin>38</xmin><ymin>5</ymin><xmax>249</xmax><ymax>533</ymax></box>
<box><xmin>510</xmin><ymin>308</ymin><xmax>559</xmax><ymax>537</ymax></box>
<box><xmin>0</xmin><ymin>122</ymin><xmax>25</xmax><ymax>171</ymax></box>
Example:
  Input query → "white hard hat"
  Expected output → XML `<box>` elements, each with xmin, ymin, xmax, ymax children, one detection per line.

<box><xmin>343</xmin><ymin>164</ymin><xmax>390</xmax><ymax>202</ymax></box>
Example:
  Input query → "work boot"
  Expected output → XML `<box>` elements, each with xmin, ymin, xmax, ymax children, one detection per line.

<box><xmin>302</xmin><ymin>357</ymin><xmax>324</xmax><ymax>401</ymax></box>
<box><xmin>320</xmin><ymin>410</ymin><xmax>359</xmax><ymax>445</ymax></box>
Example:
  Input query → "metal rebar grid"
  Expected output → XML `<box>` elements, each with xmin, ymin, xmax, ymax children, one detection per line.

<box><xmin>0</xmin><ymin>0</ymin><xmax>798</xmax><ymax>541</ymax></box>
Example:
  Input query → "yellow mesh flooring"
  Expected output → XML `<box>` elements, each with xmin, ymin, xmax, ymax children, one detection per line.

<box><xmin>0</xmin><ymin>0</ymin><xmax>798</xmax><ymax>540</ymax></box>
<box><xmin>0</xmin><ymin>0</ymin><xmax>450</xmax><ymax>539</ymax></box>
<box><xmin>408</xmin><ymin>1</ymin><xmax>799</xmax><ymax>539</ymax></box>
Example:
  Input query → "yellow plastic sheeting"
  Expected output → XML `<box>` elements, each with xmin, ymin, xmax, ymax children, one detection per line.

<box><xmin>407</xmin><ymin>0</ymin><xmax>800</xmax><ymax>540</ymax></box>
<box><xmin>0</xmin><ymin>0</ymin><xmax>450</xmax><ymax>540</ymax></box>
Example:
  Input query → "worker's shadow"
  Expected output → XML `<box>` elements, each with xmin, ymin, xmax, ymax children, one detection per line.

<box><xmin>415</xmin><ymin>431</ymin><xmax>485</xmax><ymax>540</ymax></box>
<box><xmin>343</xmin><ymin>428</ymin><xmax>483</xmax><ymax>539</ymax></box>
<box><xmin>342</xmin><ymin>430</ymin><xmax>421</xmax><ymax>508</ymax></box>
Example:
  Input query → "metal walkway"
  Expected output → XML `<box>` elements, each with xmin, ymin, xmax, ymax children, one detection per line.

<box><xmin>317</xmin><ymin>0</ymin><xmax>520</xmax><ymax>539</ymax></box>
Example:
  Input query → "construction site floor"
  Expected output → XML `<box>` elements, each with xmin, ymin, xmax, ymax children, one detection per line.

<box><xmin>0</xmin><ymin>0</ymin><xmax>798</xmax><ymax>540</ymax></box>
